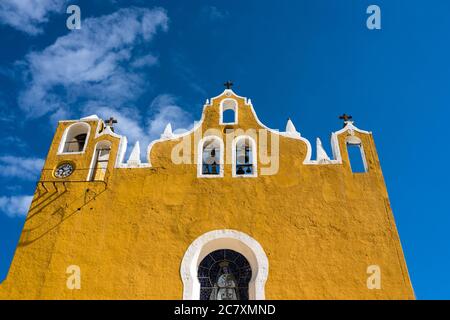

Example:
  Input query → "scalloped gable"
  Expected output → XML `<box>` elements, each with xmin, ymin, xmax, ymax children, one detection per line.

<box><xmin>146</xmin><ymin>89</ymin><xmax>313</xmax><ymax>166</ymax></box>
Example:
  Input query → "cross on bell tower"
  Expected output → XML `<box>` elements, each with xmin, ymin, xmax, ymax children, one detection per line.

<box><xmin>339</xmin><ymin>113</ymin><xmax>353</xmax><ymax>127</ymax></box>
<box><xmin>224</xmin><ymin>81</ymin><xmax>233</xmax><ymax>89</ymax></box>
<box><xmin>105</xmin><ymin>117</ymin><xmax>118</xmax><ymax>132</ymax></box>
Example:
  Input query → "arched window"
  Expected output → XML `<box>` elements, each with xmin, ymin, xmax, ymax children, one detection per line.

<box><xmin>346</xmin><ymin>136</ymin><xmax>367</xmax><ymax>173</ymax></box>
<box><xmin>198</xmin><ymin>136</ymin><xmax>223</xmax><ymax>177</ymax></box>
<box><xmin>198</xmin><ymin>249</ymin><xmax>251</xmax><ymax>300</ymax></box>
<box><xmin>233</xmin><ymin>136</ymin><xmax>257</xmax><ymax>177</ymax></box>
<box><xmin>60</xmin><ymin>122</ymin><xmax>90</xmax><ymax>153</ymax></box>
<box><xmin>220</xmin><ymin>99</ymin><xmax>237</xmax><ymax>124</ymax></box>
<box><xmin>88</xmin><ymin>141</ymin><xmax>111</xmax><ymax>181</ymax></box>
<box><xmin>181</xmin><ymin>229</ymin><xmax>269</xmax><ymax>300</ymax></box>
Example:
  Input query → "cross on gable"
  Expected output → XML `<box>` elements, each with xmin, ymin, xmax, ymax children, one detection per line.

<box><xmin>104</xmin><ymin>117</ymin><xmax>118</xmax><ymax>132</ymax></box>
<box><xmin>224</xmin><ymin>81</ymin><xmax>233</xmax><ymax>89</ymax></box>
<box><xmin>339</xmin><ymin>113</ymin><xmax>353</xmax><ymax>127</ymax></box>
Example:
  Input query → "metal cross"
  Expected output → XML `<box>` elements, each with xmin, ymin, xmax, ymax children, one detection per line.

<box><xmin>339</xmin><ymin>113</ymin><xmax>353</xmax><ymax>126</ymax></box>
<box><xmin>105</xmin><ymin>117</ymin><xmax>117</xmax><ymax>131</ymax></box>
<box><xmin>224</xmin><ymin>81</ymin><xmax>233</xmax><ymax>89</ymax></box>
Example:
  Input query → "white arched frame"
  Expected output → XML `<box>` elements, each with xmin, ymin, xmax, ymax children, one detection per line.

<box><xmin>87</xmin><ymin>140</ymin><xmax>112</xmax><ymax>181</ymax></box>
<box><xmin>232</xmin><ymin>135</ymin><xmax>258</xmax><ymax>178</ymax></box>
<box><xmin>180</xmin><ymin>229</ymin><xmax>269</xmax><ymax>300</ymax></box>
<box><xmin>345</xmin><ymin>135</ymin><xmax>368</xmax><ymax>173</ymax></box>
<box><xmin>197</xmin><ymin>135</ymin><xmax>224</xmax><ymax>178</ymax></box>
<box><xmin>58</xmin><ymin>122</ymin><xmax>91</xmax><ymax>154</ymax></box>
<box><xmin>219</xmin><ymin>98</ymin><xmax>238</xmax><ymax>125</ymax></box>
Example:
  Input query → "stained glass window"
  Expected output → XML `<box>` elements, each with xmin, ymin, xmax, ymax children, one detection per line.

<box><xmin>198</xmin><ymin>249</ymin><xmax>252</xmax><ymax>300</ymax></box>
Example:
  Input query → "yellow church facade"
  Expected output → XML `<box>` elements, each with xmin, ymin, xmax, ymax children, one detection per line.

<box><xmin>0</xmin><ymin>88</ymin><xmax>414</xmax><ymax>299</ymax></box>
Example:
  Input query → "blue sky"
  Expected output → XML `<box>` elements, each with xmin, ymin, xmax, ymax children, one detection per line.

<box><xmin>0</xmin><ymin>0</ymin><xmax>449</xmax><ymax>299</ymax></box>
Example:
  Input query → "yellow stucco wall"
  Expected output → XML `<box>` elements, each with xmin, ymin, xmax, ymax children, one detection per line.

<box><xmin>0</xmin><ymin>90</ymin><xmax>414</xmax><ymax>299</ymax></box>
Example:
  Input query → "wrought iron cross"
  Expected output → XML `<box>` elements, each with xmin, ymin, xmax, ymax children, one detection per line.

<box><xmin>224</xmin><ymin>81</ymin><xmax>233</xmax><ymax>89</ymax></box>
<box><xmin>105</xmin><ymin>117</ymin><xmax>117</xmax><ymax>131</ymax></box>
<box><xmin>339</xmin><ymin>113</ymin><xmax>353</xmax><ymax>125</ymax></box>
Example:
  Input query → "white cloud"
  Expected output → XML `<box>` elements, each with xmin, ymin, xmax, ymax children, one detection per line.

<box><xmin>18</xmin><ymin>7</ymin><xmax>169</xmax><ymax>118</ymax></box>
<box><xmin>82</xmin><ymin>94</ymin><xmax>194</xmax><ymax>161</ymax></box>
<box><xmin>0</xmin><ymin>0</ymin><xmax>67</xmax><ymax>35</ymax></box>
<box><xmin>147</xmin><ymin>94</ymin><xmax>193</xmax><ymax>140</ymax></box>
<box><xmin>83</xmin><ymin>103</ymin><xmax>147</xmax><ymax>145</ymax></box>
<box><xmin>0</xmin><ymin>195</ymin><xmax>33</xmax><ymax>218</ymax></box>
<box><xmin>0</xmin><ymin>156</ymin><xmax>44</xmax><ymax>180</ymax></box>
<box><xmin>14</xmin><ymin>6</ymin><xmax>196</xmax><ymax>162</ymax></box>
<box><xmin>131</xmin><ymin>54</ymin><xmax>158</xmax><ymax>69</ymax></box>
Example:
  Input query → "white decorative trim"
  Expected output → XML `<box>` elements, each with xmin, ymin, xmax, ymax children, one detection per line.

<box><xmin>115</xmin><ymin>140</ymin><xmax>150</xmax><ymax>169</ymax></box>
<box><xmin>219</xmin><ymin>98</ymin><xmax>238</xmax><ymax>125</ymax></box>
<box><xmin>80</xmin><ymin>114</ymin><xmax>99</xmax><ymax>121</ymax></box>
<box><xmin>86</xmin><ymin>140</ymin><xmax>112</xmax><ymax>180</ymax></box>
<box><xmin>244</xmin><ymin>99</ymin><xmax>314</xmax><ymax>165</ymax></box>
<box><xmin>161</xmin><ymin>123</ymin><xmax>175</xmax><ymax>139</ymax></box>
<box><xmin>345</xmin><ymin>136</ymin><xmax>369</xmax><ymax>172</ymax></box>
<box><xmin>180</xmin><ymin>229</ymin><xmax>269</xmax><ymax>300</ymax></box>
<box><xmin>89</xmin><ymin>118</ymin><xmax>148</xmax><ymax>168</ymax></box>
<box><xmin>96</xmin><ymin>125</ymin><xmax>122</xmax><ymax>139</ymax></box>
<box><xmin>59</xmin><ymin>114</ymin><xmax>100</xmax><ymax>122</ymax></box>
<box><xmin>208</xmin><ymin>89</ymin><xmax>249</xmax><ymax>104</ymax></box>
<box><xmin>93</xmin><ymin>120</ymin><xmax>150</xmax><ymax>169</ymax></box>
<box><xmin>127</xmin><ymin>141</ymin><xmax>142</xmax><ymax>167</ymax></box>
<box><xmin>89</xmin><ymin>119</ymin><xmax>134</xmax><ymax>168</ymax></box>
<box><xmin>232</xmin><ymin>135</ymin><xmax>258</xmax><ymax>178</ymax></box>
<box><xmin>197</xmin><ymin>135</ymin><xmax>224</xmax><ymax>178</ymax></box>
<box><xmin>115</xmin><ymin>136</ymin><xmax>128</xmax><ymax>168</ymax></box>
<box><xmin>125</xmin><ymin>90</ymin><xmax>373</xmax><ymax>169</ymax></box>
<box><xmin>146</xmin><ymin>90</ymin><xmax>312</xmax><ymax>167</ymax></box>
<box><xmin>285</xmin><ymin>118</ymin><xmax>301</xmax><ymax>137</ymax></box>
<box><xmin>328</xmin><ymin>121</ymin><xmax>372</xmax><ymax>165</ymax></box>
<box><xmin>316</xmin><ymin>138</ymin><xmax>332</xmax><ymax>164</ymax></box>
<box><xmin>147</xmin><ymin>120</ymin><xmax>203</xmax><ymax>167</ymax></box>
<box><xmin>57</xmin><ymin>122</ymin><xmax>91</xmax><ymax>155</ymax></box>
<box><xmin>330</xmin><ymin>132</ymin><xmax>342</xmax><ymax>164</ymax></box>
<box><xmin>56</xmin><ymin>116</ymin><xmax>149</xmax><ymax>169</ymax></box>
<box><xmin>333</xmin><ymin>121</ymin><xmax>371</xmax><ymax>136</ymax></box>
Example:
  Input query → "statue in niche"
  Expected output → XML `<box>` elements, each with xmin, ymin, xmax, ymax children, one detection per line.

<box><xmin>209</xmin><ymin>261</ymin><xmax>239</xmax><ymax>300</ymax></box>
